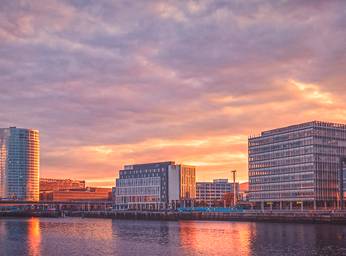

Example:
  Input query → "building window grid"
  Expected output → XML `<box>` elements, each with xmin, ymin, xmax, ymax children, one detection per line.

<box><xmin>248</xmin><ymin>124</ymin><xmax>346</xmax><ymax>202</ymax></box>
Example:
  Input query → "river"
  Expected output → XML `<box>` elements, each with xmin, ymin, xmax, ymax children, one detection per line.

<box><xmin>0</xmin><ymin>217</ymin><xmax>346</xmax><ymax>255</ymax></box>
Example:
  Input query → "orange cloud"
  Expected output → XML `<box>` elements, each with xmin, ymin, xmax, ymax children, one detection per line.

<box><xmin>1</xmin><ymin>1</ymin><xmax>346</xmax><ymax>188</ymax></box>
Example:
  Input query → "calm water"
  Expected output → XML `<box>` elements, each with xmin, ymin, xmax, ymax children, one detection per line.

<box><xmin>1</xmin><ymin>218</ymin><xmax>346</xmax><ymax>256</ymax></box>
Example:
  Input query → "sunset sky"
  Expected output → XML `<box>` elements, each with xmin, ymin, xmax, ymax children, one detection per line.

<box><xmin>1</xmin><ymin>0</ymin><xmax>346</xmax><ymax>187</ymax></box>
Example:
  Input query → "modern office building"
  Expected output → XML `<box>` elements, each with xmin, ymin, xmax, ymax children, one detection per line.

<box><xmin>0</xmin><ymin>127</ymin><xmax>40</xmax><ymax>201</ymax></box>
<box><xmin>176</xmin><ymin>164</ymin><xmax>196</xmax><ymax>199</ymax></box>
<box><xmin>196</xmin><ymin>179</ymin><xmax>239</xmax><ymax>206</ymax></box>
<box><xmin>239</xmin><ymin>182</ymin><xmax>249</xmax><ymax>201</ymax></box>
<box><xmin>114</xmin><ymin>161</ymin><xmax>196</xmax><ymax>210</ymax></box>
<box><xmin>40</xmin><ymin>178</ymin><xmax>85</xmax><ymax>192</ymax></box>
<box><xmin>248</xmin><ymin>121</ymin><xmax>346</xmax><ymax>209</ymax></box>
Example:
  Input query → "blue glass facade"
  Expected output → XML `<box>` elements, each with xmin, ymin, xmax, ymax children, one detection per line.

<box><xmin>0</xmin><ymin>127</ymin><xmax>40</xmax><ymax>201</ymax></box>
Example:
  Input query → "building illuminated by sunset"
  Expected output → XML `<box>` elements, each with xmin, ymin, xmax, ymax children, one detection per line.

<box><xmin>39</xmin><ymin>178</ymin><xmax>112</xmax><ymax>201</ymax></box>
<box><xmin>115</xmin><ymin>161</ymin><xmax>196</xmax><ymax>210</ymax></box>
<box><xmin>248</xmin><ymin>121</ymin><xmax>346</xmax><ymax>209</ymax></box>
<box><xmin>40</xmin><ymin>178</ymin><xmax>85</xmax><ymax>192</ymax></box>
<box><xmin>0</xmin><ymin>127</ymin><xmax>40</xmax><ymax>201</ymax></box>
<box><xmin>196</xmin><ymin>179</ymin><xmax>239</xmax><ymax>206</ymax></box>
<box><xmin>40</xmin><ymin>187</ymin><xmax>112</xmax><ymax>201</ymax></box>
<box><xmin>177</xmin><ymin>164</ymin><xmax>196</xmax><ymax>199</ymax></box>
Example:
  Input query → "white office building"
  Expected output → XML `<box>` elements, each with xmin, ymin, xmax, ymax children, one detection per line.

<box><xmin>115</xmin><ymin>161</ymin><xmax>196</xmax><ymax>210</ymax></box>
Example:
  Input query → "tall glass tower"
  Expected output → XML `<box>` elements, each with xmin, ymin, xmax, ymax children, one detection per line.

<box><xmin>0</xmin><ymin>127</ymin><xmax>40</xmax><ymax>201</ymax></box>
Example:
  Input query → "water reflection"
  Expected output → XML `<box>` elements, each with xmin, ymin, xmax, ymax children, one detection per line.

<box><xmin>39</xmin><ymin>218</ymin><xmax>115</xmax><ymax>256</ymax></box>
<box><xmin>249</xmin><ymin>223</ymin><xmax>346</xmax><ymax>256</ymax></box>
<box><xmin>179</xmin><ymin>221</ymin><xmax>254</xmax><ymax>255</ymax></box>
<box><xmin>111</xmin><ymin>220</ymin><xmax>175</xmax><ymax>255</ymax></box>
<box><xmin>27</xmin><ymin>218</ymin><xmax>41</xmax><ymax>256</ymax></box>
<box><xmin>0</xmin><ymin>218</ymin><xmax>346</xmax><ymax>256</ymax></box>
<box><xmin>0</xmin><ymin>218</ymin><xmax>42</xmax><ymax>255</ymax></box>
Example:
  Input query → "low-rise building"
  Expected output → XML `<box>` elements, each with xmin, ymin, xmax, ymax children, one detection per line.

<box><xmin>196</xmin><ymin>179</ymin><xmax>239</xmax><ymax>206</ymax></box>
<box><xmin>40</xmin><ymin>178</ymin><xmax>85</xmax><ymax>192</ymax></box>
<box><xmin>40</xmin><ymin>187</ymin><xmax>112</xmax><ymax>201</ymax></box>
<box><xmin>239</xmin><ymin>182</ymin><xmax>249</xmax><ymax>201</ymax></box>
<box><xmin>114</xmin><ymin>161</ymin><xmax>196</xmax><ymax>210</ymax></box>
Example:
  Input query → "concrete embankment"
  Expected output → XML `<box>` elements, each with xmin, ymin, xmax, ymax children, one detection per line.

<box><xmin>2</xmin><ymin>210</ymin><xmax>346</xmax><ymax>224</ymax></box>
<box><xmin>0</xmin><ymin>211</ymin><xmax>61</xmax><ymax>218</ymax></box>
<box><xmin>68</xmin><ymin>210</ymin><xmax>346</xmax><ymax>224</ymax></box>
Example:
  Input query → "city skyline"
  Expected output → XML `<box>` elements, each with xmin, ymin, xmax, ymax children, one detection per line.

<box><xmin>1</xmin><ymin>1</ymin><xmax>346</xmax><ymax>187</ymax></box>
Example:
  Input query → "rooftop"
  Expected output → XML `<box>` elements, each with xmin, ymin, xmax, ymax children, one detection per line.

<box><xmin>249</xmin><ymin>121</ymin><xmax>346</xmax><ymax>139</ymax></box>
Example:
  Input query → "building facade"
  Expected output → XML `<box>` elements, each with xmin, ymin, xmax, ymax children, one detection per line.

<box><xmin>115</xmin><ymin>161</ymin><xmax>196</xmax><ymax>210</ymax></box>
<box><xmin>248</xmin><ymin>121</ymin><xmax>346</xmax><ymax>209</ymax></box>
<box><xmin>179</xmin><ymin>165</ymin><xmax>196</xmax><ymax>199</ymax></box>
<box><xmin>40</xmin><ymin>187</ymin><xmax>112</xmax><ymax>201</ymax></box>
<box><xmin>239</xmin><ymin>182</ymin><xmax>249</xmax><ymax>201</ymax></box>
<box><xmin>40</xmin><ymin>178</ymin><xmax>85</xmax><ymax>192</ymax></box>
<box><xmin>0</xmin><ymin>127</ymin><xmax>40</xmax><ymax>201</ymax></box>
<box><xmin>196</xmin><ymin>179</ymin><xmax>239</xmax><ymax>206</ymax></box>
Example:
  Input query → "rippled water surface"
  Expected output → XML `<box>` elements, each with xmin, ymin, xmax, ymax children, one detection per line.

<box><xmin>1</xmin><ymin>217</ymin><xmax>346</xmax><ymax>255</ymax></box>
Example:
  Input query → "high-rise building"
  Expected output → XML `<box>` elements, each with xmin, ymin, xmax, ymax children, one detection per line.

<box><xmin>115</xmin><ymin>161</ymin><xmax>196</xmax><ymax>210</ymax></box>
<box><xmin>196</xmin><ymin>179</ymin><xmax>239</xmax><ymax>206</ymax></box>
<box><xmin>0</xmin><ymin>127</ymin><xmax>40</xmax><ymax>201</ymax></box>
<box><xmin>248</xmin><ymin>121</ymin><xmax>346</xmax><ymax>209</ymax></box>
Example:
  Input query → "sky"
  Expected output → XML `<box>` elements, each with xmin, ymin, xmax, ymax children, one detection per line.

<box><xmin>1</xmin><ymin>0</ymin><xmax>346</xmax><ymax>187</ymax></box>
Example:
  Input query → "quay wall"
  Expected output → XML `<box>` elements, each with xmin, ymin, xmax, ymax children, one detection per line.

<box><xmin>71</xmin><ymin>211</ymin><xmax>346</xmax><ymax>224</ymax></box>
<box><xmin>0</xmin><ymin>211</ymin><xmax>60</xmax><ymax>218</ymax></box>
<box><xmin>2</xmin><ymin>210</ymin><xmax>346</xmax><ymax>224</ymax></box>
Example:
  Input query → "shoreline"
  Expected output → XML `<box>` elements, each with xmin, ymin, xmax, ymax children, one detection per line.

<box><xmin>2</xmin><ymin>210</ymin><xmax>346</xmax><ymax>225</ymax></box>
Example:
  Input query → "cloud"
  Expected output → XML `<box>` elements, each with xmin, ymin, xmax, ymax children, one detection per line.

<box><xmin>0</xmin><ymin>0</ymin><xmax>345</xmax><ymax>186</ymax></box>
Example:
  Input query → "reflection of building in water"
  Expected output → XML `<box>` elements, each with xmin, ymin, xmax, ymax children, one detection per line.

<box><xmin>0</xmin><ymin>218</ymin><xmax>41</xmax><ymax>255</ymax></box>
<box><xmin>179</xmin><ymin>221</ymin><xmax>252</xmax><ymax>256</ymax></box>
<box><xmin>28</xmin><ymin>218</ymin><xmax>41</xmax><ymax>256</ymax></box>
<box><xmin>111</xmin><ymin>220</ymin><xmax>174</xmax><ymax>255</ymax></box>
<box><xmin>68</xmin><ymin>219</ymin><xmax>113</xmax><ymax>242</ymax></box>
<box><xmin>249</xmin><ymin>223</ymin><xmax>346</xmax><ymax>255</ymax></box>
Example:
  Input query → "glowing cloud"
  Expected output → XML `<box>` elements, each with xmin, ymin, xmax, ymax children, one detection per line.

<box><xmin>0</xmin><ymin>1</ymin><xmax>345</xmax><ymax>187</ymax></box>
<box><xmin>290</xmin><ymin>80</ymin><xmax>334</xmax><ymax>105</ymax></box>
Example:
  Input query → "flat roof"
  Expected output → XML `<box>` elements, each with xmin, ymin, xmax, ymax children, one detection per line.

<box><xmin>249</xmin><ymin>120</ymin><xmax>346</xmax><ymax>139</ymax></box>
